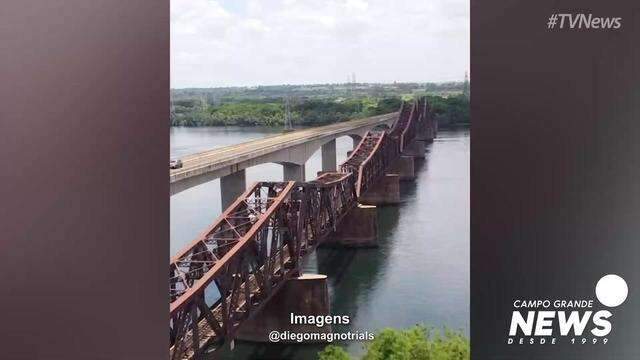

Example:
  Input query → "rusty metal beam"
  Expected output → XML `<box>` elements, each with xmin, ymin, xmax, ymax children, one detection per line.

<box><xmin>169</xmin><ymin>97</ymin><xmax>434</xmax><ymax>359</ymax></box>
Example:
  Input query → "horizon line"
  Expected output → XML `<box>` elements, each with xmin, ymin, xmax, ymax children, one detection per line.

<box><xmin>171</xmin><ymin>79</ymin><xmax>467</xmax><ymax>91</ymax></box>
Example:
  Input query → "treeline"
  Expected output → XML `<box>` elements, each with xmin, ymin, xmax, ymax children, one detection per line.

<box><xmin>171</xmin><ymin>97</ymin><xmax>403</xmax><ymax>127</ymax></box>
<box><xmin>427</xmin><ymin>94</ymin><xmax>470</xmax><ymax>127</ymax></box>
<box><xmin>172</xmin><ymin>81</ymin><xmax>466</xmax><ymax>102</ymax></box>
<box><xmin>171</xmin><ymin>94</ymin><xmax>469</xmax><ymax>128</ymax></box>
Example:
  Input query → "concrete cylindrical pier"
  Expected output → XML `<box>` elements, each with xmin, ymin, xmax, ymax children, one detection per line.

<box><xmin>359</xmin><ymin>174</ymin><xmax>401</xmax><ymax>206</ymax></box>
<box><xmin>325</xmin><ymin>204</ymin><xmax>378</xmax><ymax>247</ymax></box>
<box><xmin>236</xmin><ymin>274</ymin><xmax>331</xmax><ymax>343</ymax></box>
<box><xmin>321</xmin><ymin>139</ymin><xmax>337</xmax><ymax>172</ymax></box>
<box><xmin>283</xmin><ymin>163</ymin><xmax>305</xmax><ymax>182</ymax></box>
<box><xmin>220</xmin><ymin>169</ymin><xmax>246</xmax><ymax>209</ymax></box>
<box><xmin>388</xmin><ymin>156</ymin><xmax>415</xmax><ymax>181</ymax></box>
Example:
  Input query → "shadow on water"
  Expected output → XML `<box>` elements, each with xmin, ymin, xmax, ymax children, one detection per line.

<box><xmin>318</xmin><ymin>204</ymin><xmax>401</xmax><ymax>330</ymax></box>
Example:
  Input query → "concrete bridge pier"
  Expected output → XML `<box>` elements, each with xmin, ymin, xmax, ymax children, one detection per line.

<box><xmin>235</xmin><ymin>274</ymin><xmax>332</xmax><ymax>342</ymax></box>
<box><xmin>321</xmin><ymin>139</ymin><xmax>337</xmax><ymax>172</ymax></box>
<box><xmin>344</xmin><ymin>135</ymin><xmax>363</xmax><ymax>159</ymax></box>
<box><xmin>388</xmin><ymin>156</ymin><xmax>415</xmax><ymax>181</ymax></box>
<box><xmin>424</xmin><ymin>126</ymin><xmax>435</xmax><ymax>143</ymax></box>
<box><xmin>359</xmin><ymin>174</ymin><xmax>401</xmax><ymax>206</ymax></box>
<box><xmin>350</xmin><ymin>134</ymin><xmax>362</xmax><ymax>149</ymax></box>
<box><xmin>417</xmin><ymin>123</ymin><xmax>429</xmax><ymax>141</ymax></box>
<box><xmin>221</xmin><ymin>169</ymin><xmax>246</xmax><ymax>209</ymax></box>
<box><xmin>402</xmin><ymin>139</ymin><xmax>426</xmax><ymax>159</ymax></box>
<box><xmin>417</xmin><ymin>125</ymin><xmax>434</xmax><ymax>143</ymax></box>
<box><xmin>283</xmin><ymin>163</ymin><xmax>305</xmax><ymax>182</ymax></box>
<box><xmin>325</xmin><ymin>204</ymin><xmax>378</xmax><ymax>247</ymax></box>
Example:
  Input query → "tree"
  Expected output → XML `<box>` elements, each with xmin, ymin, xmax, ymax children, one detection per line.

<box><xmin>318</xmin><ymin>345</ymin><xmax>351</xmax><ymax>360</ymax></box>
<box><xmin>366</xmin><ymin>327</ymin><xmax>469</xmax><ymax>360</ymax></box>
<box><xmin>363</xmin><ymin>328</ymin><xmax>412</xmax><ymax>360</ymax></box>
<box><xmin>425</xmin><ymin>94</ymin><xmax>469</xmax><ymax>127</ymax></box>
<box><xmin>317</xmin><ymin>326</ymin><xmax>469</xmax><ymax>360</ymax></box>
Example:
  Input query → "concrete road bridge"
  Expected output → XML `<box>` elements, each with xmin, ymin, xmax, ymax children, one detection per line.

<box><xmin>170</xmin><ymin>112</ymin><xmax>398</xmax><ymax>207</ymax></box>
<box><xmin>169</xmin><ymin>98</ymin><xmax>437</xmax><ymax>360</ymax></box>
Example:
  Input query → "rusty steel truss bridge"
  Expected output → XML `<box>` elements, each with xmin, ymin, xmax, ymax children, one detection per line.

<box><xmin>169</xmin><ymin>97</ymin><xmax>437</xmax><ymax>359</ymax></box>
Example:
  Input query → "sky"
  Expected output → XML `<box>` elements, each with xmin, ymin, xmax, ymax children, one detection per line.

<box><xmin>171</xmin><ymin>0</ymin><xmax>469</xmax><ymax>88</ymax></box>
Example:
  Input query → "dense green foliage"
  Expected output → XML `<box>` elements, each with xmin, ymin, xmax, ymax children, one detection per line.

<box><xmin>171</xmin><ymin>97</ymin><xmax>403</xmax><ymax>127</ymax></box>
<box><xmin>172</xmin><ymin>82</ymin><xmax>465</xmax><ymax>103</ymax></box>
<box><xmin>426</xmin><ymin>94</ymin><xmax>470</xmax><ymax>127</ymax></box>
<box><xmin>317</xmin><ymin>326</ymin><xmax>469</xmax><ymax>360</ymax></box>
<box><xmin>171</xmin><ymin>82</ymin><xmax>469</xmax><ymax>128</ymax></box>
<box><xmin>318</xmin><ymin>345</ymin><xmax>352</xmax><ymax>360</ymax></box>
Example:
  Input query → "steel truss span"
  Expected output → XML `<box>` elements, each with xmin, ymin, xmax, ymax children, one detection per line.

<box><xmin>169</xmin><ymin>97</ymin><xmax>435</xmax><ymax>359</ymax></box>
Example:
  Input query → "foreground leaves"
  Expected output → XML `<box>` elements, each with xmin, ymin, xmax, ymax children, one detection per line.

<box><xmin>318</xmin><ymin>326</ymin><xmax>469</xmax><ymax>360</ymax></box>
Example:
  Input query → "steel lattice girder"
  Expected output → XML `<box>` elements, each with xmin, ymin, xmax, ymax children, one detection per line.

<box><xmin>169</xmin><ymin>97</ymin><xmax>432</xmax><ymax>360</ymax></box>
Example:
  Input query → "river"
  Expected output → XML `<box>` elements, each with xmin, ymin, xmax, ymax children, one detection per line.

<box><xmin>170</xmin><ymin>126</ymin><xmax>469</xmax><ymax>359</ymax></box>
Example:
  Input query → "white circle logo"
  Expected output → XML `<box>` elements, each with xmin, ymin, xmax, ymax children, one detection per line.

<box><xmin>595</xmin><ymin>274</ymin><xmax>628</xmax><ymax>307</ymax></box>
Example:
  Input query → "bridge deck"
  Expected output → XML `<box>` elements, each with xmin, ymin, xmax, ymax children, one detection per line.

<box><xmin>170</xmin><ymin>112</ymin><xmax>397</xmax><ymax>184</ymax></box>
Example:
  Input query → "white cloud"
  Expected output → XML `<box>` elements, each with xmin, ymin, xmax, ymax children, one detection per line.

<box><xmin>171</xmin><ymin>0</ymin><xmax>469</xmax><ymax>88</ymax></box>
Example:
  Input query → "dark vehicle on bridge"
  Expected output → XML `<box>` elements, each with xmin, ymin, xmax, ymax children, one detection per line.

<box><xmin>170</xmin><ymin>159</ymin><xmax>183</xmax><ymax>169</ymax></box>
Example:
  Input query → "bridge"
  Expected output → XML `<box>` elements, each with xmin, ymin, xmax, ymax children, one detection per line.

<box><xmin>170</xmin><ymin>112</ymin><xmax>398</xmax><ymax>207</ymax></box>
<box><xmin>169</xmin><ymin>98</ymin><xmax>437</xmax><ymax>360</ymax></box>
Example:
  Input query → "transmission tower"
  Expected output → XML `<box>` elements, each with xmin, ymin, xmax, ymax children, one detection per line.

<box><xmin>170</xmin><ymin>94</ymin><xmax>176</xmax><ymax>123</ymax></box>
<box><xmin>351</xmin><ymin>72</ymin><xmax>356</xmax><ymax>95</ymax></box>
<box><xmin>463</xmin><ymin>71</ymin><xmax>470</xmax><ymax>99</ymax></box>
<box><xmin>283</xmin><ymin>96</ymin><xmax>293</xmax><ymax>131</ymax></box>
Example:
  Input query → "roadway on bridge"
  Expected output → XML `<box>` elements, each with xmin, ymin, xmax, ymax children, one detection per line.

<box><xmin>169</xmin><ymin>112</ymin><xmax>397</xmax><ymax>184</ymax></box>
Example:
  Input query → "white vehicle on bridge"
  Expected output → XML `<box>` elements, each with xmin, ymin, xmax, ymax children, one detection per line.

<box><xmin>169</xmin><ymin>159</ymin><xmax>183</xmax><ymax>169</ymax></box>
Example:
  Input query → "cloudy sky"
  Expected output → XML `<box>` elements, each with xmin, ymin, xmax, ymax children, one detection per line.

<box><xmin>171</xmin><ymin>0</ymin><xmax>469</xmax><ymax>88</ymax></box>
